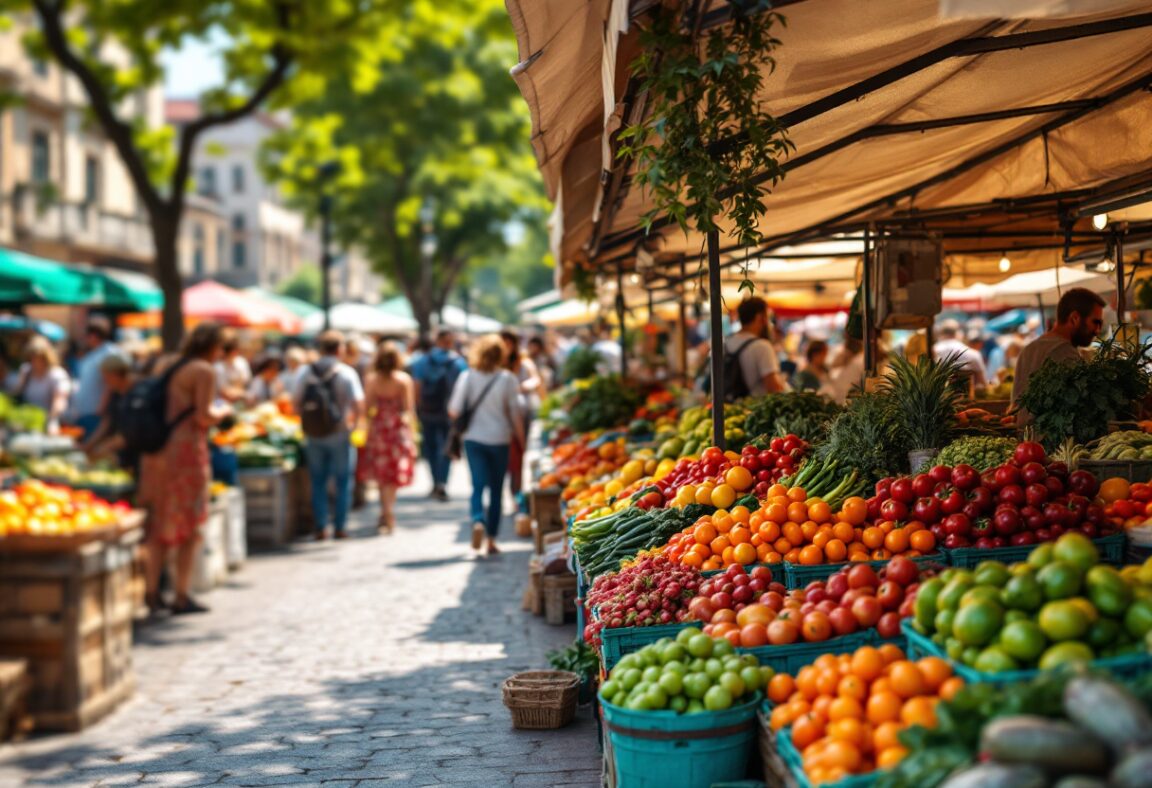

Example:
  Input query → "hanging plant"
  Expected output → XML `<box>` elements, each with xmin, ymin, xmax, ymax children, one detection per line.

<box><xmin>617</xmin><ymin>0</ymin><xmax>792</xmax><ymax>293</ymax></box>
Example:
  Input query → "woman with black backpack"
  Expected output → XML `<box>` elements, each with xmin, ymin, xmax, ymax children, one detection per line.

<box><xmin>138</xmin><ymin>323</ymin><xmax>232</xmax><ymax>615</ymax></box>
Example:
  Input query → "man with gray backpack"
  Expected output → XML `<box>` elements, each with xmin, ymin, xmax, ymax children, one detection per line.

<box><xmin>293</xmin><ymin>330</ymin><xmax>365</xmax><ymax>540</ymax></box>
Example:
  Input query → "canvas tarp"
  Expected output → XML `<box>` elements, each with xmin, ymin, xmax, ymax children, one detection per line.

<box><xmin>507</xmin><ymin>0</ymin><xmax>1152</xmax><ymax>285</ymax></box>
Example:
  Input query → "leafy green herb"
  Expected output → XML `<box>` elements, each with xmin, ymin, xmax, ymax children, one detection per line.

<box><xmin>546</xmin><ymin>639</ymin><xmax>599</xmax><ymax>684</ymax></box>
<box><xmin>567</xmin><ymin>376</ymin><xmax>644</xmax><ymax>433</ymax></box>
<box><xmin>742</xmin><ymin>392</ymin><xmax>841</xmax><ymax>442</ymax></box>
<box><xmin>815</xmin><ymin>390</ymin><xmax>907</xmax><ymax>484</ymax></box>
<box><xmin>562</xmin><ymin>346</ymin><xmax>603</xmax><ymax>382</ymax></box>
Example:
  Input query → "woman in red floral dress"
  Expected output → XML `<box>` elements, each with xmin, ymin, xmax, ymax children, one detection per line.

<box><xmin>362</xmin><ymin>342</ymin><xmax>416</xmax><ymax>533</ymax></box>
<box><xmin>139</xmin><ymin>322</ymin><xmax>231</xmax><ymax>615</ymax></box>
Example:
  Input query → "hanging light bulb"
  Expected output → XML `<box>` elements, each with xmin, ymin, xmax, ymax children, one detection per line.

<box><xmin>628</xmin><ymin>273</ymin><xmax>641</xmax><ymax>285</ymax></box>
<box><xmin>998</xmin><ymin>254</ymin><xmax>1011</xmax><ymax>273</ymax></box>
<box><xmin>1092</xmin><ymin>213</ymin><xmax>1109</xmax><ymax>231</ymax></box>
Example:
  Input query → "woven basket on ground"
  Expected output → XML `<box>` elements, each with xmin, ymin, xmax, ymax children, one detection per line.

<box><xmin>502</xmin><ymin>670</ymin><xmax>579</xmax><ymax>730</ymax></box>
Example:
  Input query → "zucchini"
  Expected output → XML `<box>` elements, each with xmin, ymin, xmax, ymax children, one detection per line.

<box><xmin>940</xmin><ymin>763</ymin><xmax>1046</xmax><ymax>788</ymax></box>
<box><xmin>980</xmin><ymin>715</ymin><xmax>1110</xmax><ymax>775</ymax></box>
<box><xmin>1063</xmin><ymin>676</ymin><xmax>1152</xmax><ymax>754</ymax></box>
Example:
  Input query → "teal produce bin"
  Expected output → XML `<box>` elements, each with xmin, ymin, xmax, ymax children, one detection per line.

<box><xmin>601</xmin><ymin>693</ymin><xmax>761</xmax><ymax>788</ymax></box>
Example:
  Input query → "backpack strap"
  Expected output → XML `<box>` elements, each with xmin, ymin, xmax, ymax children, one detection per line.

<box><xmin>164</xmin><ymin>357</ymin><xmax>196</xmax><ymax>431</ymax></box>
<box><xmin>464</xmin><ymin>372</ymin><xmax>501</xmax><ymax>418</ymax></box>
<box><xmin>730</xmin><ymin>337</ymin><xmax>758</xmax><ymax>360</ymax></box>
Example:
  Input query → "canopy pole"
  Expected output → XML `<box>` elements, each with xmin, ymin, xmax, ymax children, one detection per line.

<box><xmin>320</xmin><ymin>194</ymin><xmax>333</xmax><ymax>332</ymax></box>
<box><xmin>678</xmin><ymin>255</ymin><xmax>688</xmax><ymax>382</ymax></box>
<box><xmin>1115</xmin><ymin>229</ymin><xmax>1127</xmax><ymax>322</ymax></box>
<box><xmin>616</xmin><ymin>262</ymin><xmax>627</xmax><ymax>377</ymax></box>
<box><xmin>862</xmin><ymin>224</ymin><xmax>875</xmax><ymax>376</ymax></box>
<box><xmin>708</xmin><ymin>230</ymin><xmax>726</xmax><ymax>450</ymax></box>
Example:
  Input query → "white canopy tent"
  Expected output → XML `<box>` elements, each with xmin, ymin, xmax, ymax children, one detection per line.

<box><xmin>302</xmin><ymin>302</ymin><xmax>418</xmax><ymax>335</ymax></box>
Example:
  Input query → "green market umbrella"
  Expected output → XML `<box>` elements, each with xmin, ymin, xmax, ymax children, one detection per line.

<box><xmin>244</xmin><ymin>287</ymin><xmax>322</xmax><ymax>319</ymax></box>
<box><xmin>0</xmin><ymin>247</ymin><xmax>102</xmax><ymax>305</ymax></box>
<box><xmin>88</xmin><ymin>266</ymin><xmax>163</xmax><ymax>311</ymax></box>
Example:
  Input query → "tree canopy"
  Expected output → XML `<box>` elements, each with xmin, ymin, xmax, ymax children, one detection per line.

<box><xmin>261</xmin><ymin>0</ymin><xmax>548</xmax><ymax>336</ymax></box>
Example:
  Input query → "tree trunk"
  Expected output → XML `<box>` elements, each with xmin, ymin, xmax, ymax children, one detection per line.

<box><xmin>152</xmin><ymin>214</ymin><xmax>185</xmax><ymax>352</ymax></box>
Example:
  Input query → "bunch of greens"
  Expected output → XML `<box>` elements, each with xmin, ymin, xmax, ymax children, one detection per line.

<box><xmin>562</xmin><ymin>346</ymin><xmax>603</xmax><ymax>382</ymax></box>
<box><xmin>567</xmin><ymin>375</ymin><xmax>644</xmax><ymax>433</ymax></box>
<box><xmin>932</xmin><ymin>435</ymin><xmax>1019</xmax><ymax>471</ymax></box>
<box><xmin>879</xmin><ymin>353</ymin><xmax>967</xmax><ymax>451</ymax></box>
<box><xmin>1018</xmin><ymin>333</ymin><xmax>1152</xmax><ymax>449</ymax></box>
<box><xmin>547</xmin><ymin>639</ymin><xmax>600</xmax><ymax>684</ymax></box>
<box><xmin>742</xmin><ymin>391</ymin><xmax>841</xmax><ymax>441</ymax></box>
<box><xmin>814</xmin><ymin>390</ymin><xmax>907</xmax><ymax>484</ymax></box>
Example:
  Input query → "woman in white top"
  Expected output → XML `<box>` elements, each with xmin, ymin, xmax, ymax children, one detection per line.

<box><xmin>15</xmin><ymin>336</ymin><xmax>71</xmax><ymax>434</ymax></box>
<box><xmin>448</xmin><ymin>334</ymin><xmax>524</xmax><ymax>556</ymax></box>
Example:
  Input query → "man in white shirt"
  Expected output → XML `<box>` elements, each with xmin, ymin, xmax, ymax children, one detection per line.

<box><xmin>1012</xmin><ymin>287</ymin><xmax>1105</xmax><ymax>413</ymax></box>
<box><xmin>933</xmin><ymin>319</ymin><xmax>987</xmax><ymax>387</ymax></box>
<box><xmin>724</xmin><ymin>296</ymin><xmax>789</xmax><ymax>397</ymax></box>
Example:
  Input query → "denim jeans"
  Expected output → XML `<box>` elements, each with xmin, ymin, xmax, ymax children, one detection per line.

<box><xmin>420</xmin><ymin>418</ymin><xmax>451</xmax><ymax>488</ymax></box>
<box><xmin>304</xmin><ymin>431</ymin><xmax>356</xmax><ymax>534</ymax></box>
<box><xmin>464</xmin><ymin>440</ymin><xmax>509</xmax><ymax>538</ymax></box>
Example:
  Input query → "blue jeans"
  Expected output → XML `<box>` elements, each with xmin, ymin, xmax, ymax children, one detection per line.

<box><xmin>305</xmin><ymin>432</ymin><xmax>356</xmax><ymax>534</ymax></box>
<box><xmin>464</xmin><ymin>440</ymin><xmax>509</xmax><ymax>538</ymax></box>
<box><xmin>420</xmin><ymin>418</ymin><xmax>451</xmax><ymax>488</ymax></box>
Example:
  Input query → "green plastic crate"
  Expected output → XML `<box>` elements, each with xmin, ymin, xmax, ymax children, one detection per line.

<box><xmin>784</xmin><ymin>553</ymin><xmax>946</xmax><ymax>587</ymax></box>
<box><xmin>601</xmin><ymin>693</ymin><xmax>761</xmax><ymax>788</ymax></box>
<box><xmin>943</xmin><ymin>532</ymin><xmax>1126</xmax><ymax>569</ymax></box>
<box><xmin>900</xmin><ymin>619</ymin><xmax>1152</xmax><ymax>684</ymax></box>
<box><xmin>776</xmin><ymin>723</ymin><xmax>878</xmax><ymax>788</ymax></box>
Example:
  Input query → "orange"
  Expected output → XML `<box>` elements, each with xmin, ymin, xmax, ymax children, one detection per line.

<box><xmin>792</xmin><ymin>711</ymin><xmax>828</xmax><ymax>749</ymax></box>
<box><xmin>872</xmin><ymin>720</ymin><xmax>903</xmax><ymax>752</ymax></box>
<box><xmin>783</xmin><ymin>522</ymin><xmax>804</xmax><ymax>545</ymax></box>
<box><xmin>877</xmin><ymin>745</ymin><xmax>908</xmax><ymax>769</ymax></box>
<box><xmin>808</xmin><ymin>500</ymin><xmax>832</xmax><ymax>524</ymax></box>
<box><xmin>828</xmin><ymin>718</ymin><xmax>869</xmax><ymax>749</ymax></box>
<box><xmin>839</xmin><ymin>497</ymin><xmax>868</xmax><ymax>525</ymax></box>
<box><xmin>888</xmin><ymin>662</ymin><xmax>927</xmax><ymax>699</ymax></box>
<box><xmin>832</xmin><ymin>521</ymin><xmax>856</xmax><ymax>543</ymax></box>
<box><xmin>768</xmin><ymin>673</ymin><xmax>797</xmax><ymax>704</ymax></box>
<box><xmin>766</xmin><ymin>502</ymin><xmax>789</xmax><ymax>524</ymax></box>
<box><xmin>938</xmin><ymin>676</ymin><xmax>965</xmax><ymax>702</ymax></box>
<box><xmin>900</xmin><ymin>696</ymin><xmax>938</xmax><ymax>728</ymax></box>
<box><xmin>770</xmin><ymin>705</ymin><xmax>793</xmax><ymax>731</ymax></box>
<box><xmin>828</xmin><ymin>696</ymin><xmax>864</xmax><ymax>722</ymax></box>
<box><xmin>910</xmin><ymin>530</ymin><xmax>936</xmax><ymax>553</ymax></box>
<box><xmin>877</xmin><ymin>643</ymin><xmax>906</xmax><ymax>664</ymax></box>
<box><xmin>849</xmin><ymin>646</ymin><xmax>885</xmax><ymax>682</ymax></box>
<box><xmin>824</xmin><ymin>539</ymin><xmax>848</xmax><ymax>563</ymax></box>
<box><xmin>733</xmin><ymin>542</ymin><xmax>757</xmax><ymax>565</ymax></box>
<box><xmin>821</xmin><ymin>740</ymin><xmax>863</xmax><ymax>773</ymax></box>
<box><xmin>758</xmin><ymin>522</ymin><xmax>781</xmax><ymax>543</ymax></box>
<box><xmin>787</xmin><ymin>487</ymin><xmax>808</xmax><ymax>503</ymax></box>
<box><xmin>884</xmin><ymin>528</ymin><xmax>909</xmax><ymax>554</ymax></box>
<box><xmin>862</xmin><ymin>526</ymin><xmax>885</xmax><ymax>549</ymax></box>
<box><xmin>837</xmin><ymin>674</ymin><xmax>867</xmax><ymax>701</ymax></box>
<box><xmin>799</xmin><ymin>545</ymin><xmax>824</xmax><ymax>565</ymax></box>
<box><xmin>729</xmin><ymin>526</ymin><xmax>751</xmax><ymax>545</ymax></box>
<box><xmin>865</xmin><ymin>691</ymin><xmax>902</xmax><ymax>725</ymax></box>
<box><xmin>788</xmin><ymin>502</ymin><xmax>810</xmax><ymax>525</ymax></box>
<box><xmin>796</xmin><ymin>667</ymin><xmax>819</xmax><ymax>700</ymax></box>
<box><xmin>815</xmin><ymin>669</ymin><xmax>841</xmax><ymax>697</ymax></box>
<box><xmin>725</xmin><ymin>465</ymin><xmax>754</xmax><ymax>491</ymax></box>
<box><xmin>916</xmin><ymin>657</ymin><xmax>953</xmax><ymax>692</ymax></box>
<box><xmin>694</xmin><ymin>522</ymin><xmax>718</xmax><ymax>545</ymax></box>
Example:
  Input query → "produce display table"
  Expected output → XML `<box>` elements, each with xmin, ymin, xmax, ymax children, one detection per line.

<box><xmin>0</xmin><ymin>516</ymin><xmax>143</xmax><ymax>731</ymax></box>
<box><xmin>237</xmin><ymin>465</ymin><xmax>296</xmax><ymax>547</ymax></box>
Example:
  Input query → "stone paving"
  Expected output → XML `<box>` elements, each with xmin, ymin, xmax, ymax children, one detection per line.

<box><xmin>0</xmin><ymin>467</ymin><xmax>600</xmax><ymax>787</ymax></box>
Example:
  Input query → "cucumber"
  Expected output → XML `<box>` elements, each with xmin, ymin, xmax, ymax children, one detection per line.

<box><xmin>1110</xmin><ymin>747</ymin><xmax>1152</xmax><ymax>788</ymax></box>
<box><xmin>940</xmin><ymin>763</ymin><xmax>1046</xmax><ymax>788</ymax></box>
<box><xmin>980</xmin><ymin>715</ymin><xmax>1110</xmax><ymax>775</ymax></box>
<box><xmin>1064</xmin><ymin>676</ymin><xmax>1152</xmax><ymax>753</ymax></box>
<box><xmin>1053</xmin><ymin>778</ymin><xmax>1108</xmax><ymax>788</ymax></box>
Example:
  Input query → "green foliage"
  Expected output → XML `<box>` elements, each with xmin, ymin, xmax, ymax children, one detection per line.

<box><xmin>546</xmin><ymin>639</ymin><xmax>599</xmax><ymax>684</ymax></box>
<box><xmin>567</xmin><ymin>376</ymin><xmax>643</xmax><ymax>433</ymax></box>
<box><xmin>277</xmin><ymin>264</ymin><xmax>323</xmax><ymax>306</ymax></box>
<box><xmin>617</xmin><ymin>2</ymin><xmax>791</xmax><ymax>275</ymax></box>
<box><xmin>933</xmin><ymin>435</ymin><xmax>1019</xmax><ymax>472</ymax></box>
<box><xmin>742</xmin><ymin>392</ymin><xmax>840</xmax><ymax>442</ymax></box>
<box><xmin>261</xmin><ymin>0</ymin><xmax>547</xmax><ymax>331</ymax></box>
<box><xmin>1017</xmin><ymin>333</ymin><xmax>1152</xmax><ymax>449</ymax></box>
<box><xmin>815</xmin><ymin>390</ymin><xmax>907</xmax><ymax>483</ymax></box>
<box><xmin>562</xmin><ymin>347</ymin><xmax>603</xmax><ymax>382</ymax></box>
<box><xmin>879</xmin><ymin>353</ymin><xmax>967</xmax><ymax>451</ymax></box>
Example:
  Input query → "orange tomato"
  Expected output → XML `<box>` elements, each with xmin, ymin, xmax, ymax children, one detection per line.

<box><xmin>710</xmin><ymin>535</ymin><xmax>731</xmax><ymax>555</ymax></box>
<box><xmin>799</xmin><ymin>545</ymin><xmax>824</xmax><ymax>565</ymax></box>
<box><xmin>787</xmin><ymin>487</ymin><xmax>808</xmax><ymax>503</ymax></box>
<box><xmin>808</xmin><ymin>500</ymin><xmax>832</xmax><ymax>524</ymax></box>
<box><xmin>878</xmin><ymin>643</ymin><xmax>906</xmax><ymax>664</ymax></box>
<box><xmin>900</xmin><ymin>696</ymin><xmax>938</xmax><ymax>728</ymax></box>
<box><xmin>820</xmin><ymin>740</ymin><xmax>863</xmax><ymax>773</ymax></box>
<box><xmin>765</xmin><ymin>502</ymin><xmax>789</xmax><ymax>524</ymax></box>
<box><xmin>770</xmin><ymin>704</ymin><xmax>793</xmax><ymax>731</ymax></box>
<box><xmin>694</xmin><ymin>522</ymin><xmax>717</xmax><ymax>544</ymax></box>
<box><xmin>796</xmin><ymin>667</ymin><xmax>819</xmax><ymax>700</ymax></box>
<box><xmin>865</xmin><ymin>691</ymin><xmax>903</xmax><ymax>725</ymax></box>
<box><xmin>872</xmin><ymin>720</ymin><xmax>903</xmax><ymax>752</ymax></box>
<box><xmin>828</xmin><ymin>696</ymin><xmax>864</xmax><ymax>722</ymax></box>
<box><xmin>849</xmin><ymin>646</ymin><xmax>884</xmax><ymax>682</ymax></box>
<box><xmin>888</xmin><ymin>662</ymin><xmax>927</xmax><ymax>699</ymax></box>
<box><xmin>758</xmin><ymin>522</ymin><xmax>781</xmax><ymax>543</ymax></box>
<box><xmin>828</xmin><ymin>718</ymin><xmax>869</xmax><ymax>750</ymax></box>
<box><xmin>837</xmin><ymin>674</ymin><xmax>867</xmax><ymax>701</ymax></box>
<box><xmin>910</xmin><ymin>529</ymin><xmax>936</xmax><ymax>553</ymax></box>
<box><xmin>733</xmin><ymin>542</ymin><xmax>757</xmax><ymax>565</ymax></box>
<box><xmin>824</xmin><ymin>538</ymin><xmax>848</xmax><ymax>563</ymax></box>
<box><xmin>768</xmin><ymin>673</ymin><xmax>797</xmax><ymax>704</ymax></box>
<box><xmin>884</xmin><ymin>528</ymin><xmax>910</xmax><ymax>554</ymax></box>
<box><xmin>815</xmin><ymin>668</ymin><xmax>841</xmax><ymax>697</ymax></box>
<box><xmin>740</xmin><ymin>622</ymin><xmax>769</xmax><ymax>647</ymax></box>
<box><xmin>729</xmin><ymin>526</ymin><xmax>751</xmax><ymax>545</ymax></box>
<box><xmin>877</xmin><ymin>745</ymin><xmax>908</xmax><ymax>768</ymax></box>
<box><xmin>783</xmin><ymin>522</ymin><xmax>804</xmax><ymax>545</ymax></box>
<box><xmin>767</xmin><ymin>483</ymin><xmax>789</xmax><ymax>499</ymax></box>
<box><xmin>792</xmin><ymin>711</ymin><xmax>828</xmax><ymax>750</ymax></box>
<box><xmin>916</xmin><ymin>657</ymin><xmax>953</xmax><ymax>692</ymax></box>
<box><xmin>788</xmin><ymin>501</ymin><xmax>810</xmax><ymax>525</ymax></box>
<box><xmin>839</xmin><ymin>496</ymin><xmax>868</xmax><ymax>525</ymax></box>
<box><xmin>681</xmin><ymin>552</ymin><xmax>703</xmax><ymax>568</ymax></box>
<box><xmin>832</xmin><ymin>521</ymin><xmax>855</xmax><ymax>543</ymax></box>
<box><xmin>730</xmin><ymin>505</ymin><xmax>752</xmax><ymax>525</ymax></box>
<box><xmin>938</xmin><ymin>676</ymin><xmax>965</xmax><ymax>702</ymax></box>
<box><xmin>862</xmin><ymin>526</ymin><xmax>885</xmax><ymax>549</ymax></box>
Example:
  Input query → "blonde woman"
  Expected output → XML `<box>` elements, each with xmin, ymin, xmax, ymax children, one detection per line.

<box><xmin>362</xmin><ymin>342</ymin><xmax>417</xmax><ymax>533</ymax></box>
<box><xmin>448</xmin><ymin>334</ymin><xmax>524</xmax><ymax>556</ymax></box>
<box><xmin>15</xmin><ymin>336</ymin><xmax>71</xmax><ymax>433</ymax></box>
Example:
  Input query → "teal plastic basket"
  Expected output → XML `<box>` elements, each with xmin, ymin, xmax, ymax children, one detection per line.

<box><xmin>784</xmin><ymin>553</ymin><xmax>946</xmax><ymax>587</ymax></box>
<box><xmin>900</xmin><ymin>619</ymin><xmax>1152</xmax><ymax>684</ymax></box>
<box><xmin>943</xmin><ymin>532</ymin><xmax>1126</xmax><ymax>569</ymax></box>
<box><xmin>599</xmin><ymin>619</ymin><xmax>696</xmax><ymax>671</ymax></box>
<box><xmin>601</xmin><ymin>693</ymin><xmax>761</xmax><ymax>788</ymax></box>
<box><xmin>776</xmin><ymin>724</ymin><xmax>878</xmax><ymax>788</ymax></box>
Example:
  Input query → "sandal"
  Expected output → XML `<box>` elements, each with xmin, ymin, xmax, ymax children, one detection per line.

<box><xmin>171</xmin><ymin>597</ymin><xmax>210</xmax><ymax>615</ymax></box>
<box><xmin>471</xmin><ymin>522</ymin><xmax>486</xmax><ymax>551</ymax></box>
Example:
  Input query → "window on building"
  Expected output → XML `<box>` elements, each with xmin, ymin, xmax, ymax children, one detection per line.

<box><xmin>199</xmin><ymin>166</ymin><xmax>216</xmax><ymax>197</ymax></box>
<box><xmin>232</xmin><ymin>164</ymin><xmax>245</xmax><ymax>194</ymax></box>
<box><xmin>232</xmin><ymin>240</ymin><xmax>246</xmax><ymax>268</ymax></box>
<box><xmin>232</xmin><ymin>213</ymin><xmax>246</xmax><ymax>232</ymax></box>
<box><xmin>32</xmin><ymin>59</ymin><xmax>48</xmax><ymax>77</ymax></box>
<box><xmin>216</xmin><ymin>227</ymin><xmax>226</xmax><ymax>269</ymax></box>
<box><xmin>31</xmin><ymin>131</ymin><xmax>50</xmax><ymax>183</ymax></box>
<box><xmin>192</xmin><ymin>223</ymin><xmax>205</xmax><ymax>275</ymax></box>
<box><xmin>84</xmin><ymin>155</ymin><xmax>99</xmax><ymax>204</ymax></box>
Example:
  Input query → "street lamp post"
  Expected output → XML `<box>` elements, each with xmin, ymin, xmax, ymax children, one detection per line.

<box><xmin>317</xmin><ymin>161</ymin><xmax>341</xmax><ymax>332</ymax></box>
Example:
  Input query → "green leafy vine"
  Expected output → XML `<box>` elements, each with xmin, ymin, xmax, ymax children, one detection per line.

<box><xmin>617</xmin><ymin>1</ymin><xmax>792</xmax><ymax>293</ymax></box>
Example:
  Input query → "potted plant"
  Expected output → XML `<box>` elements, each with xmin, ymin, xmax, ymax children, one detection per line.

<box><xmin>879</xmin><ymin>353</ymin><xmax>967</xmax><ymax>471</ymax></box>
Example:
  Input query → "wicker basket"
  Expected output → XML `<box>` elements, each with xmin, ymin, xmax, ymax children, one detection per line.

<box><xmin>502</xmin><ymin>670</ymin><xmax>579</xmax><ymax>730</ymax></box>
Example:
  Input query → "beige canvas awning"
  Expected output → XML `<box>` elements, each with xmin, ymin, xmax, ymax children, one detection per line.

<box><xmin>508</xmin><ymin>0</ymin><xmax>1152</xmax><ymax>287</ymax></box>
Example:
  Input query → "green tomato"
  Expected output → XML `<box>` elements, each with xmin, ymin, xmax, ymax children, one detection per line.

<box><xmin>687</xmin><ymin>633</ymin><xmax>714</xmax><ymax>658</ymax></box>
<box><xmin>669</xmin><ymin>695</ymin><xmax>689</xmax><ymax>714</ymax></box>
<box><xmin>704</xmin><ymin>658</ymin><xmax>725</xmax><ymax>680</ymax></box>
<box><xmin>683</xmin><ymin>672</ymin><xmax>712</xmax><ymax>699</ymax></box>
<box><xmin>677</xmin><ymin>627</ymin><xmax>701</xmax><ymax>646</ymax></box>
<box><xmin>712</xmin><ymin>639</ymin><xmax>736</xmax><ymax>658</ymax></box>
<box><xmin>741</xmin><ymin>654</ymin><xmax>760</xmax><ymax>669</ymax></box>
<box><xmin>740</xmin><ymin>666</ymin><xmax>763</xmax><ymax>693</ymax></box>
<box><xmin>663</xmin><ymin>660</ymin><xmax>688</xmax><ymax>676</ymax></box>
<box><xmin>600</xmin><ymin>679</ymin><xmax>620</xmax><ymax>699</ymax></box>
<box><xmin>718</xmin><ymin>671</ymin><xmax>746</xmax><ymax>698</ymax></box>
<box><xmin>658</xmin><ymin>671</ymin><xmax>684</xmax><ymax>697</ymax></box>
<box><xmin>644</xmin><ymin>686</ymin><xmax>669</xmax><ymax>710</ymax></box>
<box><xmin>616</xmin><ymin>655</ymin><xmax>640</xmax><ymax>673</ymax></box>
<box><xmin>686</xmin><ymin>699</ymin><xmax>707</xmax><ymax>714</ymax></box>
<box><xmin>642</xmin><ymin>666</ymin><xmax>662</xmax><ymax>683</ymax></box>
<box><xmin>661</xmin><ymin>642</ymin><xmax>687</xmax><ymax>664</ymax></box>
<box><xmin>704</xmin><ymin>685</ymin><xmax>734</xmax><ymax>712</ymax></box>
<box><xmin>619</xmin><ymin>668</ymin><xmax>642</xmax><ymax>691</ymax></box>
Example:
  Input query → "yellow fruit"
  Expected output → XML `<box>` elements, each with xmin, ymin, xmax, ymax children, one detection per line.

<box><xmin>711</xmin><ymin>484</ymin><xmax>737</xmax><ymax>509</ymax></box>
<box><xmin>695</xmin><ymin>485</ymin><xmax>715</xmax><ymax>506</ymax></box>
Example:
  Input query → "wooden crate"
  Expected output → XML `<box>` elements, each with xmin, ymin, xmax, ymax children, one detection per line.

<box><xmin>529</xmin><ymin>487</ymin><xmax>565</xmax><ymax>540</ymax></box>
<box><xmin>0</xmin><ymin>525</ymin><xmax>141</xmax><ymax>731</ymax></box>
<box><xmin>542</xmin><ymin>573</ymin><xmax>579</xmax><ymax>626</ymax></box>
<box><xmin>238</xmin><ymin>467</ymin><xmax>295</xmax><ymax>547</ymax></box>
<box><xmin>0</xmin><ymin>659</ymin><xmax>29</xmax><ymax>741</ymax></box>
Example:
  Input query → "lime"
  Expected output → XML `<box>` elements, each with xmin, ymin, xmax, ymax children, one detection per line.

<box><xmin>1037</xmin><ymin>561</ymin><xmax>1083</xmax><ymax>600</ymax></box>
<box><xmin>938</xmin><ymin>577</ymin><xmax>975</xmax><ymax>611</ymax></box>
<box><xmin>1086</xmin><ymin>618</ymin><xmax>1122</xmax><ymax>650</ymax></box>
<box><xmin>974</xmin><ymin>646</ymin><xmax>1020</xmax><ymax>673</ymax></box>
<box><xmin>914</xmin><ymin>578</ymin><xmax>945</xmax><ymax>630</ymax></box>
<box><xmin>704</xmin><ymin>685</ymin><xmax>734</xmax><ymax>711</ymax></box>
<box><xmin>1124</xmin><ymin>599</ymin><xmax>1152</xmax><ymax>638</ymax></box>
<box><xmin>687</xmin><ymin>633</ymin><xmax>714</xmax><ymax>658</ymax></box>
<box><xmin>934</xmin><ymin>608</ymin><xmax>957</xmax><ymax>638</ymax></box>
<box><xmin>1038</xmin><ymin>601</ymin><xmax>1090</xmax><ymax>641</ymax></box>
<box><xmin>953</xmin><ymin>599</ymin><xmax>1004</xmax><ymax>646</ymax></box>
<box><xmin>1027</xmin><ymin>542</ymin><xmax>1055</xmax><ymax>569</ymax></box>
<box><xmin>1053</xmin><ymin>532</ymin><xmax>1099</xmax><ymax>571</ymax></box>
<box><xmin>974</xmin><ymin>560</ymin><xmax>1011</xmax><ymax>588</ymax></box>
<box><xmin>1002</xmin><ymin>574</ymin><xmax>1045</xmax><ymax>611</ymax></box>
<box><xmin>1038</xmin><ymin>641</ymin><xmax>1095</xmax><ymax>670</ymax></box>
<box><xmin>999</xmin><ymin>620</ymin><xmax>1047</xmax><ymax>661</ymax></box>
<box><xmin>961</xmin><ymin>586</ymin><xmax>1003</xmax><ymax>608</ymax></box>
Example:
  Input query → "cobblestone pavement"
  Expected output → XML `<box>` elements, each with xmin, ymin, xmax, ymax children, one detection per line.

<box><xmin>0</xmin><ymin>466</ymin><xmax>600</xmax><ymax>787</ymax></box>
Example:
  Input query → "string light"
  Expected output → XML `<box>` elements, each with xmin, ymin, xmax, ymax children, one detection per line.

<box><xmin>1092</xmin><ymin>213</ymin><xmax>1109</xmax><ymax>231</ymax></box>
<box><xmin>998</xmin><ymin>254</ymin><xmax>1011</xmax><ymax>273</ymax></box>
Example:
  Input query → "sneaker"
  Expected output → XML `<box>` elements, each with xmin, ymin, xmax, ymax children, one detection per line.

<box><xmin>434</xmin><ymin>488</ymin><xmax>449</xmax><ymax>502</ymax></box>
<box><xmin>471</xmin><ymin>522</ymin><xmax>486</xmax><ymax>551</ymax></box>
